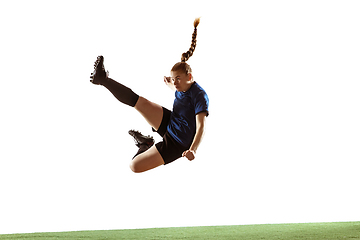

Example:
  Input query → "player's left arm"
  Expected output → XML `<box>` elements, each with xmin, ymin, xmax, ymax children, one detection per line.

<box><xmin>182</xmin><ymin>112</ymin><xmax>207</xmax><ymax>161</ymax></box>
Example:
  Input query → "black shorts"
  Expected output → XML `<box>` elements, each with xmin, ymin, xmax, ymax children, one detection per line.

<box><xmin>153</xmin><ymin>107</ymin><xmax>189</xmax><ymax>165</ymax></box>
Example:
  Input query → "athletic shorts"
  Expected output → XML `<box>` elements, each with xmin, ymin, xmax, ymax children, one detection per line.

<box><xmin>153</xmin><ymin>107</ymin><xmax>189</xmax><ymax>165</ymax></box>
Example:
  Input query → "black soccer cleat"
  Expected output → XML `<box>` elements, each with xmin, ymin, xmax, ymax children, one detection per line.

<box><xmin>90</xmin><ymin>55</ymin><xmax>109</xmax><ymax>85</ymax></box>
<box><xmin>128</xmin><ymin>130</ymin><xmax>155</xmax><ymax>147</ymax></box>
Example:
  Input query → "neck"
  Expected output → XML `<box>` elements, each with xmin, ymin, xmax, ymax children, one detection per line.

<box><xmin>183</xmin><ymin>81</ymin><xmax>195</xmax><ymax>92</ymax></box>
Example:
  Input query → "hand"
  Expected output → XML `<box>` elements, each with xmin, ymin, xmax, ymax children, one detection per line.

<box><xmin>164</xmin><ymin>76</ymin><xmax>171</xmax><ymax>84</ymax></box>
<box><xmin>182</xmin><ymin>150</ymin><xmax>196</xmax><ymax>161</ymax></box>
<box><xmin>164</xmin><ymin>76</ymin><xmax>175</xmax><ymax>91</ymax></box>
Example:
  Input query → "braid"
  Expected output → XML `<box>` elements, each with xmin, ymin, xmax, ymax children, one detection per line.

<box><xmin>181</xmin><ymin>18</ymin><xmax>200</xmax><ymax>62</ymax></box>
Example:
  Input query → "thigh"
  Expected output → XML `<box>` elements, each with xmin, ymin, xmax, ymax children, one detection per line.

<box><xmin>155</xmin><ymin>132</ymin><xmax>188</xmax><ymax>165</ymax></box>
<box><xmin>130</xmin><ymin>145</ymin><xmax>165</xmax><ymax>173</ymax></box>
<box><xmin>134</xmin><ymin>96</ymin><xmax>163</xmax><ymax>131</ymax></box>
<box><xmin>154</xmin><ymin>107</ymin><xmax>172</xmax><ymax>137</ymax></box>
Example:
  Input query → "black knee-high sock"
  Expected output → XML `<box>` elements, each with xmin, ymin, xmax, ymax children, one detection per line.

<box><xmin>101</xmin><ymin>78</ymin><xmax>139</xmax><ymax>107</ymax></box>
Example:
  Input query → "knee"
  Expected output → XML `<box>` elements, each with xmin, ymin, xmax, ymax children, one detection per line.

<box><xmin>134</xmin><ymin>96</ymin><xmax>147</xmax><ymax>110</ymax></box>
<box><xmin>129</xmin><ymin>161</ymin><xmax>143</xmax><ymax>173</ymax></box>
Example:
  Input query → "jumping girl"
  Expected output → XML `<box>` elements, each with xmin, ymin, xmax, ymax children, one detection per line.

<box><xmin>90</xmin><ymin>18</ymin><xmax>209</xmax><ymax>173</ymax></box>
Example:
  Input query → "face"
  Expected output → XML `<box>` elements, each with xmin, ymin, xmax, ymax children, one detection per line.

<box><xmin>170</xmin><ymin>71</ymin><xmax>193</xmax><ymax>92</ymax></box>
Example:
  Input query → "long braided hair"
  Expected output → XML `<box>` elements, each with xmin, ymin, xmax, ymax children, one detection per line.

<box><xmin>171</xmin><ymin>18</ymin><xmax>200</xmax><ymax>75</ymax></box>
<box><xmin>181</xmin><ymin>18</ymin><xmax>200</xmax><ymax>62</ymax></box>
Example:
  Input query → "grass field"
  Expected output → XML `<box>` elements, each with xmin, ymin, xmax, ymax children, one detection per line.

<box><xmin>0</xmin><ymin>222</ymin><xmax>359</xmax><ymax>240</ymax></box>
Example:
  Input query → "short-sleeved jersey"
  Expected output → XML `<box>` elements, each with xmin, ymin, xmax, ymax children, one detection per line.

<box><xmin>167</xmin><ymin>82</ymin><xmax>209</xmax><ymax>147</ymax></box>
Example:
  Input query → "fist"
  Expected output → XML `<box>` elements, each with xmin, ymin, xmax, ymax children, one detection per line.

<box><xmin>182</xmin><ymin>150</ymin><xmax>196</xmax><ymax>161</ymax></box>
<box><xmin>164</xmin><ymin>76</ymin><xmax>171</xmax><ymax>84</ymax></box>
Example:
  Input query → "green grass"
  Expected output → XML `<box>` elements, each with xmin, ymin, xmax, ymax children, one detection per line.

<box><xmin>1</xmin><ymin>222</ymin><xmax>359</xmax><ymax>240</ymax></box>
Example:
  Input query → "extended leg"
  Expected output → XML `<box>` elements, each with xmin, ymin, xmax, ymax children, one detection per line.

<box><xmin>90</xmin><ymin>56</ymin><xmax>163</xmax><ymax>127</ymax></box>
<box><xmin>134</xmin><ymin>97</ymin><xmax>163</xmax><ymax>131</ymax></box>
<box><xmin>101</xmin><ymin>78</ymin><xmax>139</xmax><ymax>107</ymax></box>
<box><xmin>90</xmin><ymin>56</ymin><xmax>139</xmax><ymax>107</ymax></box>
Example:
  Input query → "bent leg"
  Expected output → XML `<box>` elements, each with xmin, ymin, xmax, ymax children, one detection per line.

<box><xmin>134</xmin><ymin>96</ymin><xmax>163</xmax><ymax>131</ymax></box>
<box><xmin>130</xmin><ymin>145</ymin><xmax>164</xmax><ymax>173</ymax></box>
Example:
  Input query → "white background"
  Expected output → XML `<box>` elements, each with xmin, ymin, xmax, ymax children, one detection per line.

<box><xmin>1</xmin><ymin>0</ymin><xmax>359</xmax><ymax>235</ymax></box>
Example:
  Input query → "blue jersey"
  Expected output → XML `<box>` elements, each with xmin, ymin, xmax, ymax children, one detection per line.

<box><xmin>167</xmin><ymin>82</ymin><xmax>209</xmax><ymax>147</ymax></box>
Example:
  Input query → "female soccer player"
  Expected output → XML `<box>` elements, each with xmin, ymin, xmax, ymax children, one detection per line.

<box><xmin>90</xmin><ymin>18</ymin><xmax>209</xmax><ymax>173</ymax></box>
